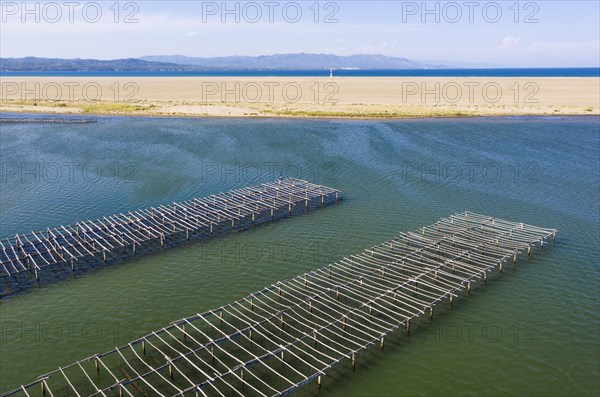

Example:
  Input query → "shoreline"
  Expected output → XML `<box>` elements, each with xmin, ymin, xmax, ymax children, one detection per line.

<box><xmin>2</xmin><ymin>102</ymin><xmax>597</xmax><ymax>119</ymax></box>
<box><xmin>1</xmin><ymin>76</ymin><xmax>598</xmax><ymax>119</ymax></box>
<box><xmin>2</xmin><ymin>110</ymin><xmax>599</xmax><ymax>125</ymax></box>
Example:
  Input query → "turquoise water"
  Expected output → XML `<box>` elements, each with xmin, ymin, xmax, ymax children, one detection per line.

<box><xmin>0</xmin><ymin>115</ymin><xmax>598</xmax><ymax>396</ymax></box>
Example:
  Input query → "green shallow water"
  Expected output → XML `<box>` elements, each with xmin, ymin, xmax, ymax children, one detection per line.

<box><xmin>0</xmin><ymin>115</ymin><xmax>598</xmax><ymax>396</ymax></box>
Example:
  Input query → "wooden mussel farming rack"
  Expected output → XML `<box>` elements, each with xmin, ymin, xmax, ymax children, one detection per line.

<box><xmin>0</xmin><ymin>117</ymin><xmax>97</xmax><ymax>124</ymax></box>
<box><xmin>2</xmin><ymin>212</ymin><xmax>556</xmax><ymax>397</ymax></box>
<box><xmin>0</xmin><ymin>178</ymin><xmax>341</xmax><ymax>296</ymax></box>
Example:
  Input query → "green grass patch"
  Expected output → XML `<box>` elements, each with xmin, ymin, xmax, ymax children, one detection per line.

<box><xmin>79</xmin><ymin>103</ymin><xmax>155</xmax><ymax>113</ymax></box>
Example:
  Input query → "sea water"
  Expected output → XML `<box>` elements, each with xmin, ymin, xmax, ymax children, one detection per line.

<box><xmin>0</xmin><ymin>115</ymin><xmax>598</xmax><ymax>396</ymax></box>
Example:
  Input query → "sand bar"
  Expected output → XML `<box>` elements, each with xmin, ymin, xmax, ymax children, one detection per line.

<box><xmin>1</xmin><ymin>77</ymin><xmax>598</xmax><ymax>118</ymax></box>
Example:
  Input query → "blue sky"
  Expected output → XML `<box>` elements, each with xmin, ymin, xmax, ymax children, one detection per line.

<box><xmin>1</xmin><ymin>0</ymin><xmax>599</xmax><ymax>67</ymax></box>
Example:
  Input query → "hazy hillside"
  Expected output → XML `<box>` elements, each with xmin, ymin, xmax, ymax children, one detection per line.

<box><xmin>1</xmin><ymin>54</ymin><xmax>446</xmax><ymax>72</ymax></box>
<box><xmin>141</xmin><ymin>53</ymin><xmax>446</xmax><ymax>70</ymax></box>
<box><xmin>0</xmin><ymin>57</ymin><xmax>197</xmax><ymax>72</ymax></box>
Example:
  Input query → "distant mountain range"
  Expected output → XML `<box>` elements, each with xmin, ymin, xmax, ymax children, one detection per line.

<box><xmin>0</xmin><ymin>57</ymin><xmax>197</xmax><ymax>72</ymax></box>
<box><xmin>0</xmin><ymin>54</ymin><xmax>446</xmax><ymax>71</ymax></box>
<box><xmin>140</xmin><ymin>53</ymin><xmax>446</xmax><ymax>70</ymax></box>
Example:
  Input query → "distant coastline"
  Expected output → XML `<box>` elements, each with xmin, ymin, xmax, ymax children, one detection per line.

<box><xmin>1</xmin><ymin>68</ymin><xmax>598</xmax><ymax>78</ymax></box>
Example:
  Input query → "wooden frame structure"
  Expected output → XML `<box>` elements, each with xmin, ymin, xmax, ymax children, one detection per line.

<box><xmin>0</xmin><ymin>178</ymin><xmax>341</xmax><ymax>296</ymax></box>
<box><xmin>1</xmin><ymin>212</ymin><xmax>556</xmax><ymax>397</ymax></box>
<box><xmin>0</xmin><ymin>117</ymin><xmax>97</xmax><ymax>124</ymax></box>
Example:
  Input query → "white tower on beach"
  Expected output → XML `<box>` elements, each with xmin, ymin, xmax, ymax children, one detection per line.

<box><xmin>330</xmin><ymin>68</ymin><xmax>333</xmax><ymax>77</ymax></box>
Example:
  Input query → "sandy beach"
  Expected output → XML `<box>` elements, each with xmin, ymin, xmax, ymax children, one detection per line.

<box><xmin>1</xmin><ymin>77</ymin><xmax>598</xmax><ymax>118</ymax></box>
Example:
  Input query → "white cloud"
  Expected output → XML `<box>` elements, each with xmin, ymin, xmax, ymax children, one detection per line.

<box><xmin>185</xmin><ymin>32</ymin><xmax>199</xmax><ymax>38</ymax></box>
<box><xmin>498</xmin><ymin>36</ymin><xmax>522</xmax><ymax>50</ymax></box>
<box><xmin>355</xmin><ymin>41</ymin><xmax>400</xmax><ymax>54</ymax></box>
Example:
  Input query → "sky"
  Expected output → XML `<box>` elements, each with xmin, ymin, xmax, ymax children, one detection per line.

<box><xmin>1</xmin><ymin>0</ymin><xmax>599</xmax><ymax>67</ymax></box>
